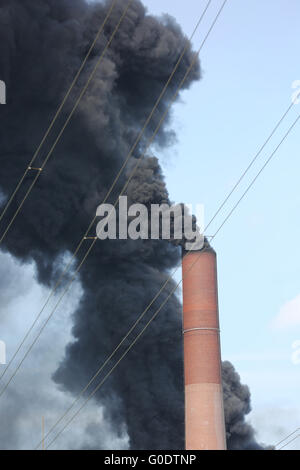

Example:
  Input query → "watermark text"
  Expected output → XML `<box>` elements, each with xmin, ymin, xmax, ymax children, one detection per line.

<box><xmin>96</xmin><ymin>197</ymin><xmax>205</xmax><ymax>251</ymax></box>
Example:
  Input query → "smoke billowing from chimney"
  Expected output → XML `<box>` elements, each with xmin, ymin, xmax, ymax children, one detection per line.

<box><xmin>0</xmin><ymin>0</ymin><xmax>262</xmax><ymax>450</ymax></box>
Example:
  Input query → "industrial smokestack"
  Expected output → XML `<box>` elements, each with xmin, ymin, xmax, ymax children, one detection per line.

<box><xmin>182</xmin><ymin>242</ymin><xmax>226</xmax><ymax>450</ymax></box>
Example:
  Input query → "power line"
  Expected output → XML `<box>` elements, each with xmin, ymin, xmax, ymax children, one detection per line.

<box><xmin>0</xmin><ymin>0</ymin><xmax>215</xmax><ymax>395</ymax></box>
<box><xmin>39</xmin><ymin>96</ymin><xmax>300</xmax><ymax>450</ymax></box>
<box><xmin>0</xmin><ymin>0</ymin><xmax>118</xmax><ymax>229</ymax></box>
<box><xmin>0</xmin><ymin>0</ymin><xmax>133</xmax><ymax>245</ymax></box>
<box><xmin>274</xmin><ymin>427</ymin><xmax>300</xmax><ymax>448</ymax></box>
<box><xmin>211</xmin><ymin>113</ymin><xmax>300</xmax><ymax>240</ymax></box>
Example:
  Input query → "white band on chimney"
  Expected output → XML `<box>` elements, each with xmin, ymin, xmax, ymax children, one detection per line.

<box><xmin>183</xmin><ymin>327</ymin><xmax>220</xmax><ymax>334</ymax></box>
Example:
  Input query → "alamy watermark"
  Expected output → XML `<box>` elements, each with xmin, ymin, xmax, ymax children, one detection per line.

<box><xmin>96</xmin><ymin>197</ymin><xmax>205</xmax><ymax>251</ymax></box>
<box><xmin>0</xmin><ymin>340</ymin><xmax>6</xmax><ymax>365</ymax></box>
<box><xmin>291</xmin><ymin>340</ymin><xmax>300</xmax><ymax>366</ymax></box>
<box><xmin>0</xmin><ymin>80</ymin><xmax>6</xmax><ymax>104</ymax></box>
<box><xmin>291</xmin><ymin>80</ymin><xmax>300</xmax><ymax>104</ymax></box>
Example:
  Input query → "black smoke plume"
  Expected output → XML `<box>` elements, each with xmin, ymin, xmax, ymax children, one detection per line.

<box><xmin>0</xmin><ymin>0</ymin><xmax>262</xmax><ymax>450</ymax></box>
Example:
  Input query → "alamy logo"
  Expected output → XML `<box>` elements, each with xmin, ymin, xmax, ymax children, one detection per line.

<box><xmin>0</xmin><ymin>80</ymin><xmax>6</xmax><ymax>104</ymax></box>
<box><xmin>291</xmin><ymin>80</ymin><xmax>300</xmax><ymax>105</ymax></box>
<box><xmin>96</xmin><ymin>197</ymin><xmax>205</xmax><ymax>251</ymax></box>
<box><xmin>0</xmin><ymin>340</ymin><xmax>6</xmax><ymax>365</ymax></box>
<box><xmin>291</xmin><ymin>340</ymin><xmax>300</xmax><ymax>365</ymax></box>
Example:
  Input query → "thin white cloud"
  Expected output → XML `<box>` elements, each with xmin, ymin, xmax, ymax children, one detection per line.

<box><xmin>272</xmin><ymin>294</ymin><xmax>300</xmax><ymax>329</ymax></box>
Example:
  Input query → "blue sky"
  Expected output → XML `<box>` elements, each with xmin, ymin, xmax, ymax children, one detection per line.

<box><xmin>143</xmin><ymin>0</ymin><xmax>300</xmax><ymax>449</ymax></box>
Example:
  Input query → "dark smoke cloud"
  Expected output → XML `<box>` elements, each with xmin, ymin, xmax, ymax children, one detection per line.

<box><xmin>0</xmin><ymin>0</ymin><xmax>262</xmax><ymax>449</ymax></box>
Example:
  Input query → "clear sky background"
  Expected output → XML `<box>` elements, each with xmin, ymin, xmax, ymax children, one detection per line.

<box><xmin>143</xmin><ymin>0</ymin><xmax>300</xmax><ymax>449</ymax></box>
<box><xmin>0</xmin><ymin>0</ymin><xmax>299</xmax><ymax>450</ymax></box>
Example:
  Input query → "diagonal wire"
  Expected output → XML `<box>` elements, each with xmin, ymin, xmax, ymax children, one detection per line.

<box><xmin>0</xmin><ymin>0</ymin><xmax>212</xmax><ymax>388</ymax></box>
<box><xmin>0</xmin><ymin>0</ymin><xmax>134</xmax><ymax>245</ymax></box>
<box><xmin>33</xmin><ymin>0</ymin><xmax>231</xmax><ymax>449</ymax></box>
<box><xmin>0</xmin><ymin>0</ymin><xmax>118</xmax><ymax>226</ymax></box>
<box><xmin>211</xmin><ymin>114</ymin><xmax>300</xmax><ymax>240</ymax></box>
